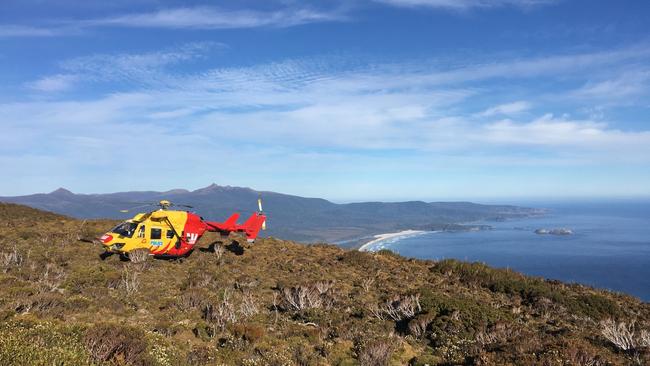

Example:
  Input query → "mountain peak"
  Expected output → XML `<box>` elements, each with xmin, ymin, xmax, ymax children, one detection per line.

<box><xmin>193</xmin><ymin>183</ymin><xmax>222</xmax><ymax>193</ymax></box>
<box><xmin>192</xmin><ymin>183</ymin><xmax>255</xmax><ymax>194</ymax></box>
<box><xmin>50</xmin><ymin>188</ymin><xmax>73</xmax><ymax>195</ymax></box>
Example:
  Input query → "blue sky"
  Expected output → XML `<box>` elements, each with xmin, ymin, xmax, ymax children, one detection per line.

<box><xmin>1</xmin><ymin>0</ymin><xmax>649</xmax><ymax>201</ymax></box>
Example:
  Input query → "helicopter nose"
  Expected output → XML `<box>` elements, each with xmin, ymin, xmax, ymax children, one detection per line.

<box><xmin>100</xmin><ymin>234</ymin><xmax>113</xmax><ymax>244</ymax></box>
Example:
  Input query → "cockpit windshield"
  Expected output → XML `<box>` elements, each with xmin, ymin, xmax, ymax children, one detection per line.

<box><xmin>111</xmin><ymin>222</ymin><xmax>139</xmax><ymax>238</ymax></box>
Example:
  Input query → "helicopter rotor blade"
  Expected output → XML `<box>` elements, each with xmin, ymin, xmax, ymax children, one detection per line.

<box><xmin>118</xmin><ymin>203</ymin><xmax>156</xmax><ymax>213</ymax></box>
<box><xmin>173</xmin><ymin>204</ymin><xmax>194</xmax><ymax>209</ymax></box>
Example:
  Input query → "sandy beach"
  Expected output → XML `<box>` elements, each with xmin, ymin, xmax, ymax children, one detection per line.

<box><xmin>358</xmin><ymin>229</ymin><xmax>426</xmax><ymax>252</ymax></box>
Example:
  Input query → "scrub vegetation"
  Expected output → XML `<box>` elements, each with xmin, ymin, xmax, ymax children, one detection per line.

<box><xmin>0</xmin><ymin>202</ymin><xmax>649</xmax><ymax>365</ymax></box>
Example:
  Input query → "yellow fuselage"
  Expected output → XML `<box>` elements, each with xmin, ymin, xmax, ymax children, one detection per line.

<box><xmin>100</xmin><ymin>210</ymin><xmax>191</xmax><ymax>255</ymax></box>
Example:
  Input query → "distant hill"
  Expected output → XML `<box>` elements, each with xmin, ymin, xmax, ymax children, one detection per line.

<box><xmin>0</xmin><ymin>184</ymin><xmax>544</xmax><ymax>244</ymax></box>
<box><xmin>0</xmin><ymin>203</ymin><xmax>647</xmax><ymax>365</ymax></box>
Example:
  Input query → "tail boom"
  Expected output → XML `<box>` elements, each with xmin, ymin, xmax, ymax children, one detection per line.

<box><xmin>205</xmin><ymin>212</ymin><xmax>266</xmax><ymax>242</ymax></box>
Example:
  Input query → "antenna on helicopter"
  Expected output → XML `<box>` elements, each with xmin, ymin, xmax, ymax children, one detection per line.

<box><xmin>158</xmin><ymin>200</ymin><xmax>194</xmax><ymax>210</ymax></box>
<box><xmin>257</xmin><ymin>195</ymin><xmax>266</xmax><ymax>230</ymax></box>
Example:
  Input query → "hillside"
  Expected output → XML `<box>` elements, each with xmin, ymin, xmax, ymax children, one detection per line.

<box><xmin>0</xmin><ymin>184</ymin><xmax>543</xmax><ymax>244</ymax></box>
<box><xmin>0</xmin><ymin>202</ymin><xmax>648</xmax><ymax>365</ymax></box>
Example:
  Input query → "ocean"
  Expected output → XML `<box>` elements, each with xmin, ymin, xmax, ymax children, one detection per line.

<box><xmin>363</xmin><ymin>200</ymin><xmax>650</xmax><ymax>301</ymax></box>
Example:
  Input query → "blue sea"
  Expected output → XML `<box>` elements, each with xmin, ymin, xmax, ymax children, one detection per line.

<box><xmin>364</xmin><ymin>200</ymin><xmax>650</xmax><ymax>301</ymax></box>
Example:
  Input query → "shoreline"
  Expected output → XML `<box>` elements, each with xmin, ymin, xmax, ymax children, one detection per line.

<box><xmin>352</xmin><ymin>214</ymin><xmax>546</xmax><ymax>251</ymax></box>
<box><xmin>358</xmin><ymin>230</ymin><xmax>427</xmax><ymax>252</ymax></box>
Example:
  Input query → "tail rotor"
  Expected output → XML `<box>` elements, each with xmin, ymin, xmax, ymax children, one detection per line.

<box><xmin>258</xmin><ymin>196</ymin><xmax>266</xmax><ymax>230</ymax></box>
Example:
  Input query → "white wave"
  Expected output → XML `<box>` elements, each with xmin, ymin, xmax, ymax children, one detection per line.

<box><xmin>359</xmin><ymin>229</ymin><xmax>432</xmax><ymax>252</ymax></box>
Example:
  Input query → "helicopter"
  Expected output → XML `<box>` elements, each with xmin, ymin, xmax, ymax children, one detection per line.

<box><xmin>99</xmin><ymin>199</ymin><xmax>266</xmax><ymax>259</ymax></box>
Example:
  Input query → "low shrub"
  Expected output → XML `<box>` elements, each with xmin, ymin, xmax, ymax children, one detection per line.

<box><xmin>568</xmin><ymin>294</ymin><xmax>620</xmax><ymax>320</ymax></box>
<box><xmin>0</xmin><ymin>319</ymin><xmax>92</xmax><ymax>365</ymax></box>
<box><xmin>338</xmin><ymin>250</ymin><xmax>374</xmax><ymax>267</ymax></box>
<box><xmin>186</xmin><ymin>345</ymin><xmax>217</xmax><ymax>366</ymax></box>
<box><xmin>430</xmin><ymin>259</ymin><xmax>620</xmax><ymax>319</ymax></box>
<box><xmin>375</xmin><ymin>249</ymin><xmax>402</xmax><ymax>259</ymax></box>
<box><xmin>357</xmin><ymin>338</ymin><xmax>395</xmax><ymax>366</ymax></box>
<box><xmin>230</xmin><ymin>322</ymin><xmax>266</xmax><ymax>343</ymax></box>
<box><xmin>84</xmin><ymin>323</ymin><xmax>150</xmax><ymax>365</ymax></box>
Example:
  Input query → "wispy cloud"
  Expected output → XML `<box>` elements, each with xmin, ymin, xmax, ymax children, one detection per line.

<box><xmin>479</xmin><ymin>101</ymin><xmax>531</xmax><ymax>116</ymax></box>
<box><xmin>5</xmin><ymin>43</ymin><xmax>650</xmax><ymax>196</ymax></box>
<box><xmin>481</xmin><ymin>114</ymin><xmax>650</xmax><ymax>149</ymax></box>
<box><xmin>375</xmin><ymin>0</ymin><xmax>558</xmax><ymax>10</ymax></box>
<box><xmin>25</xmin><ymin>74</ymin><xmax>79</xmax><ymax>92</ymax></box>
<box><xmin>570</xmin><ymin>69</ymin><xmax>650</xmax><ymax>101</ymax></box>
<box><xmin>0</xmin><ymin>5</ymin><xmax>345</xmax><ymax>39</ymax></box>
<box><xmin>27</xmin><ymin>42</ymin><xmax>224</xmax><ymax>92</ymax></box>
<box><xmin>15</xmin><ymin>44</ymin><xmax>650</xmax><ymax>154</ymax></box>
<box><xmin>0</xmin><ymin>25</ymin><xmax>69</xmax><ymax>38</ymax></box>
<box><xmin>82</xmin><ymin>6</ymin><xmax>346</xmax><ymax>30</ymax></box>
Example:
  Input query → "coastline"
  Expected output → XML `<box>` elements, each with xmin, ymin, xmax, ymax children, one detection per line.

<box><xmin>350</xmin><ymin>213</ymin><xmax>545</xmax><ymax>251</ymax></box>
<box><xmin>358</xmin><ymin>230</ymin><xmax>427</xmax><ymax>252</ymax></box>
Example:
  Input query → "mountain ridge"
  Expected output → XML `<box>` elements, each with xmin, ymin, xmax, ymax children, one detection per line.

<box><xmin>0</xmin><ymin>184</ymin><xmax>544</xmax><ymax>244</ymax></box>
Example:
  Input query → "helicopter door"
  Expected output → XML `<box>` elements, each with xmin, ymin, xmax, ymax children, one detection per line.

<box><xmin>167</xmin><ymin>229</ymin><xmax>181</xmax><ymax>249</ymax></box>
<box><xmin>136</xmin><ymin>224</ymin><xmax>146</xmax><ymax>245</ymax></box>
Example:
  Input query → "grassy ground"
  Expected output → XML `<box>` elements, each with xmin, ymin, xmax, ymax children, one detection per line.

<box><xmin>0</xmin><ymin>202</ymin><xmax>649</xmax><ymax>365</ymax></box>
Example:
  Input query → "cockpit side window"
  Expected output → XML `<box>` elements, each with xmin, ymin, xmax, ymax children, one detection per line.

<box><xmin>166</xmin><ymin>230</ymin><xmax>174</xmax><ymax>239</ymax></box>
<box><xmin>111</xmin><ymin>222</ymin><xmax>138</xmax><ymax>238</ymax></box>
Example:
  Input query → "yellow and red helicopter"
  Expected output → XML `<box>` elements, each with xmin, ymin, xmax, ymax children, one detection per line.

<box><xmin>100</xmin><ymin>199</ymin><xmax>266</xmax><ymax>259</ymax></box>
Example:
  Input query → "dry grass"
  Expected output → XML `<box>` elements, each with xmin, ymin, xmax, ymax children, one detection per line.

<box><xmin>1</xmin><ymin>244</ymin><xmax>24</xmax><ymax>272</ymax></box>
<box><xmin>358</xmin><ymin>339</ymin><xmax>395</xmax><ymax>366</ymax></box>
<box><xmin>128</xmin><ymin>248</ymin><xmax>149</xmax><ymax>264</ymax></box>
<box><xmin>120</xmin><ymin>266</ymin><xmax>140</xmax><ymax>296</ymax></box>
<box><xmin>370</xmin><ymin>294</ymin><xmax>421</xmax><ymax>321</ymax></box>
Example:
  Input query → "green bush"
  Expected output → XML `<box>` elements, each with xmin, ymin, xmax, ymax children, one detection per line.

<box><xmin>375</xmin><ymin>249</ymin><xmax>402</xmax><ymax>259</ymax></box>
<box><xmin>419</xmin><ymin>289</ymin><xmax>507</xmax><ymax>335</ymax></box>
<box><xmin>565</xmin><ymin>293</ymin><xmax>620</xmax><ymax>319</ymax></box>
<box><xmin>338</xmin><ymin>250</ymin><xmax>374</xmax><ymax>267</ymax></box>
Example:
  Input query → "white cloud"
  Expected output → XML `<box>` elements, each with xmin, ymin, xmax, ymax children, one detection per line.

<box><xmin>0</xmin><ymin>5</ymin><xmax>344</xmax><ymax>40</ymax></box>
<box><xmin>479</xmin><ymin>101</ymin><xmax>531</xmax><ymax>116</ymax></box>
<box><xmin>25</xmin><ymin>42</ymin><xmax>223</xmax><ymax>93</ymax></box>
<box><xmin>482</xmin><ymin>114</ymin><xmax>605</xmax><ymax>145</ymax></box>
<box><xmin>25</xmin><ymin>74</ymin><xmax>79</xmax><ymax>92</ymax></box>
<box><xmin>0</xmin><ymin>25</ymin><xmax>63</xmax><ymax>38</ymax></box>
<box><xmin>15</xmin><ymin>45</ymin><xmax>650</xmax><ymax>153</ymax></box>
<box><xmin>62</xmin><ymin>42</ymin><xmax>220</xmax><ymax>73</ymax></box>
<box><xmin>83</xmin><ymin>6</ymin><xmax>345</xmax><ymax>30</ymax></box>
<box><xmin>375</xmin><ymin>0</ymin><xmax>557</xmax><ymax>10</ymax></box>
<box><xmin>571</xmin><ymin>69</ymin><xmax>650</xmax><ymax>101</ymax></box>
<box><xmin>4</xmin><ymin>44</ymin><xmax>650</xmax><ymax>197</ymax></box>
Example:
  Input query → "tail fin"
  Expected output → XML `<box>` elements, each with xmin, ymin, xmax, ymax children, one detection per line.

<box><xmin>222</xmin><ymin>213</ymin><xmax>240</xmax><ymax>228</ymax></box>
<box><xmin>243</xmin><ymin>213</ymin><xmax>266</xmax><ymax>243</ymax></box>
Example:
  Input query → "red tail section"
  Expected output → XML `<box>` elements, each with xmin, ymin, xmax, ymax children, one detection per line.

<box><xmin>205</xmin><ymin>212</ymin><xmax>266</xmax><ymax>243</ymax></box>
<box><xmin>242</xmin><ymin>213</ymin><xmax>266</xmax><ymax>242</ymax></box>
<box><xmin>222</xmin><ymin>213</ymin><xmax>240</xmax><ymax>228</ymax></box>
